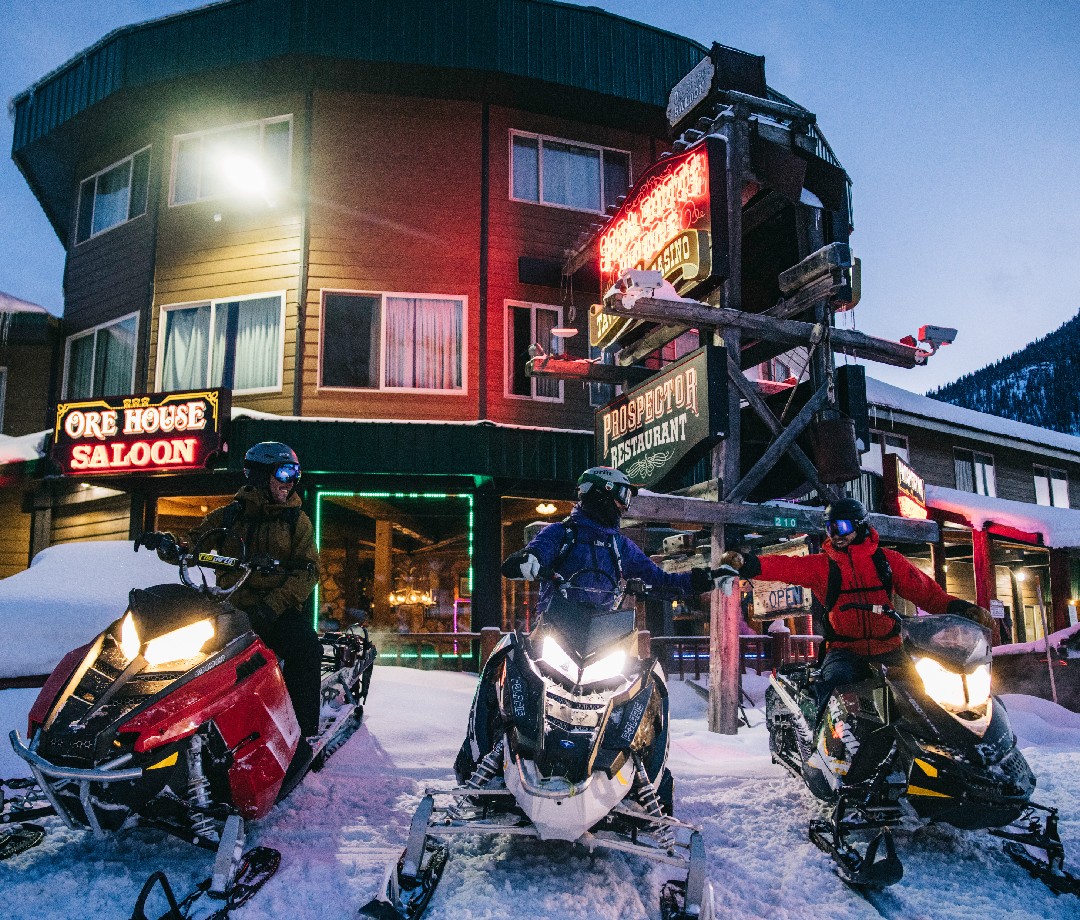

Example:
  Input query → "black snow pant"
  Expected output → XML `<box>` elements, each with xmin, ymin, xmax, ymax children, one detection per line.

<box><xmin>256</xmin><ymin>608</ymin><xmax>323</xmax><ymax>737</ymax></box>
<box><xmin>813</xmin><ymin>647</ymin><xmax>906</xmax><ymax>719</ymax></box>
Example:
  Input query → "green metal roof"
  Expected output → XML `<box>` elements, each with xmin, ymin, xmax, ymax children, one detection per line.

<box><xmin>12</xmin><ymin>0</ymin><xmax>707</xmax><ymax>154</ymax></box>
<box><xmin>230</xmin><ymin>416</ymin><xmax>594</xmax><ymax>485</ymax></box>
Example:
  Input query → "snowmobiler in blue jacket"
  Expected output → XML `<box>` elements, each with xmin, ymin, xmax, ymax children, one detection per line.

<box><xmin>502</xmin><ymin>467</ymin><xmax>726</xmax><ymax>607</ymax></box>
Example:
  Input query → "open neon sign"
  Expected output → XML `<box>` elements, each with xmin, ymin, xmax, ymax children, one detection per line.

<box><xmin>53</xmin><ymin>389</ymin><xmax>229</xmax><ymax>475</ymax></box>
<box><xmin>597</xmin><ymin>136</ymin><xmax>727</xmax><ymax>297</ymax></box>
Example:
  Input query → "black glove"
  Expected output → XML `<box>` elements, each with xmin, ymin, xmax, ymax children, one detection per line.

<box><xmin>947</xmin><ymin>600</ymin><xmax>993</xmax><ymax>629</ymax></box>
<box><xmin>249</xmin><ymin>602</ymin><xmax>279</xmax><ymax>630</ymax></box>
<box><xmin>501</xmin><ymin>550</ymin><xmax>540</xmax><ymax>580</ymax></box>
<box><xmin>136</xmin><ymin>531</ymin><xmax>182</xmax><ymax>564</ymax></box>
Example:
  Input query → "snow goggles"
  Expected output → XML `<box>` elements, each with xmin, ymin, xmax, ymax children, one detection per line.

<box><xmin>827</xmin><ymin>519</ymin><xmax>856</xmax><ymax>537</ymax></box>
<box><xmin>273</xmin><ymin>463</ymin><xmax>302</xmax><ymax>484</ymax></box>
<box><xmin>611</xmin><ymin>484</ymin><xmax>633</xmax><ymax>508</ymax></box>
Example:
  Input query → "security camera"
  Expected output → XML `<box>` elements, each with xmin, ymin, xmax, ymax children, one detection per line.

<box><xmin>604</xmin><ymin>269</ymin><xmax>689</xmax><ymax>310</ymax></box>
<box><xmin>917</xmin><ymin>325</ymin><xmax>957</xmax><ymax>351</ymax></box>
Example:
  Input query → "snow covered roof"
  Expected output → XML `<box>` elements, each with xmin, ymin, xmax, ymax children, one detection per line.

<box><xmin>0</xmin><ymin>291</ymin><xmax>49</xmax><ymax>314</ymax></box>
<box><xmin>926</xmin><ymin>483</ymin><xmax>1080</xmax><ymax>547</ymax></box>
<box><xmin>0</xmin><ymin>430</ymin><xmax>47</xmax><ymax>465</ymax></box>
<box><xmin>867</xmin><ymin>377</ymin><xmax>1080</xmax><ymax>457</ymax></box>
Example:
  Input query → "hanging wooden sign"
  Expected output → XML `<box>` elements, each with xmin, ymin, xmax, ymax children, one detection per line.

<box><xmin>594</xmin><ymin>345</ymin><xmax>726</xmax><ymax>487</ymax></box>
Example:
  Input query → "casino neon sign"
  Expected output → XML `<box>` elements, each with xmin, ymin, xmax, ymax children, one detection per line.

<box><xmin>53</xmin><ymin>389</ymin><xmax>229</xmax><ymax>475</ymax></box>
<box><xmin>597</xmin><ymin>136</ymin><xmax>727</xmax><ymax>297</ymax></box>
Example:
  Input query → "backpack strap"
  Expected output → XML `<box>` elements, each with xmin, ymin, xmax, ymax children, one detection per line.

<box><xmin>871</xmin><ymin>547</ymin><xmax>893</xmax><ymax>597</ymax></box>
<box><xmin>551</xmin><ymin>517</ymin><xmax>622</xmax><ymax>579</ymax></box>
<box><xmin>824</xmin><ymin>559</ymin><xmax>843</xmax><ymax>613</ymax></box>
<box><xmin>221</xmin><ymin>501</ymin><xmax>243</xmax><ymax>530</ymax></box>
<box><xmin>824</xmin><ymin>548</ymin><xmax>894</xmax><ymax>613</ymax></box>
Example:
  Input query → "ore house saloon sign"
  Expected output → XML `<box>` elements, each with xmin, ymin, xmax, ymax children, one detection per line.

<box><xmin>595</xmin><ymin>346</ymin><xmax>727</xmax><ymax>487</ymax></box>
<box><xmin>53</xmin><ymin>389</ymin><xmax>230</xmax><ymax>475</ymax></box>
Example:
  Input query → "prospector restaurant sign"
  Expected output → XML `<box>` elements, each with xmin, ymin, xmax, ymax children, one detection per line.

<box><xmin>595</xmin><ymin>346</ymin><xmax>726</xmax><ymax>487</ymax></box>
<box><xmin>597</xmin><ymin>135</ymin><xmax>728</xmax><ymax>302</ymax></box>
<box><xmin>53</xmin><ymin>389</ymin><xmax>230</xmax><ymax>476</ymax></box>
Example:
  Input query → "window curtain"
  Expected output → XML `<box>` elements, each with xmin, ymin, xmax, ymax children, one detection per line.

<box><xmin>385</xmin><ymin>297</ymin><xmax>462</xmax><ymax>390</ymax></box>
<box><xmin>96</xmin><ymin>316</ymin><xmax>137</xmax><ymax>396</ymax></box>
<box><xmin>162</xmin><ymin>306</ymin><xmax>211</xmax><ymax>390</ymax></box>
<box><xmin>66</xmin><ymin>334</ymin><xmax>95</xmax><ymax>399</ymax></box>
<box><xmin>543</xmin><ymin>141</ymin><xmax>600</xmax><ymax>211</ymax></box>
<box><xmin>211</xmin><ymin>297</ymin><xmax>281</xmax><ymax>390</ymax></box>
<box><xmin>92</xmin><ymin>161</ymin><xmax>130</xmax><ymax>235</ymax></box>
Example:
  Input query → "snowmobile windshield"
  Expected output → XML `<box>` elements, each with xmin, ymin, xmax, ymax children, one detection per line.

<box><xmin>903</xmin><ymin>614</ymin><xmax>991</xmax><ymax>670</ymax></box>
<box><xmin>535</xmin><ymin>603</ymin><xmax>636</xmax><ymax>662</ymax></box>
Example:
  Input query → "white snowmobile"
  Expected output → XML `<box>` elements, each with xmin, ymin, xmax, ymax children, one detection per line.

<box><xmin>361</xmin><ymin>569</ymin><xmax>714</xmax><ymax>920</ymax></box>
<box><xmin>766</xmin><ymin>606</ymin><xmax>1079</xmax><ymax>895</ymax></box>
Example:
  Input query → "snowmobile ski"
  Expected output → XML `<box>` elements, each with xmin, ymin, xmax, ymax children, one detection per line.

<box><xmin>129</xmin><ymin>845</ymin><xmax>281</xmax><ymax>920</ymax></box>
<box><xmin>0</xmin><ymin>822</ymin><xmax>45</xmax><ymax>860</ymax></box>
<box><xmin>809</xmin><ymin>798</ymin><xmax>903</xmax><ymax>889</ymax></box>
<box><xmin>359</xmin><ymin>795</ymin><xmax>449</xmax><ymax>920</ymax></box>
<box><xmin>1</xmin><ymin>776</ymin><xmax>54</xmax><ymax>827</ymax></box>
<box><xmin>993</xmin><ymin>806</ymin><xmax>1080</xmax><ymax>897</ymax></box>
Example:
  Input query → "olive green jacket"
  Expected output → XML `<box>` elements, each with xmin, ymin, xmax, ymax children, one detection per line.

<box><xmin>188</xmin><ymin>486</ymin><xmax>319</xmax><ymax>617</ymax></box>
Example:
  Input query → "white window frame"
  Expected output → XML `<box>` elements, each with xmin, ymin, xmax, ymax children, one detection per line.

<box><xmin>169</xmin><ymin>115</ymin><xmax>293</xmax><ymax>207</ymax></box>
<box><xmin>504</xmin><ymin>300</ymin><xmax>564</xmax><ymax>402</ymax></box>
<box><xmin>1034</xmin><ymin>464</ymin><xmax>1069</xmax><ymax>508</ymax></box>
<box><xmin>861</xmin><ymin>430</ymin><xmax>909</xmax><ymax>476</ymax></box>
<box><xmin>75</xmin><ymin>146</ymin><xmax>151</xmax><ymax>245</ymax></box>
<box><xmin>62</xmin><ymin>312</ymin><xmax>140</xmax><ymax>400</ymax></box>
<box><xmin>317</xmin><ymin>289</ymin><xmax>468</xmax><ymax>395</ymax></box>
<box><xmin>155</xmin><ymin>292</ymin><xmax>286</xmax><ymax>395</ymax></box>
<box><xmin>955</xmin><ymin>448</ymin><xmax>996</xmax><ymax>497</ymax></box>
<box><xmin>509</xmin><ymin>130</ymin><xmax>631</xmax><ymax>215</ymax></box>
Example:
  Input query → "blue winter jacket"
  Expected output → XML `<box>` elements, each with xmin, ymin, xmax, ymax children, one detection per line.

<box><xmin>519</xmin><ymin>508</ymin><xmax>698</xmax><ymax>615</ymax></box>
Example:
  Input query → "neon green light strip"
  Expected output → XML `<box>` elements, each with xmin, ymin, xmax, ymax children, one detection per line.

<box><xmin>312</xmin><ymin>490</ymin><xmax>474</xmax><ymax>629</ymax></box>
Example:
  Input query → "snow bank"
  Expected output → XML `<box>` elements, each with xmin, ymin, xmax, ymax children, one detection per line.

<box><xmin>0</xmin><ymin>540</ymin><xmax>176</xmax><ymax>677</ymax></box>
<box><xmin>995</xmin><ymin>622</ymin><xmax>1080</xmax><ymax>656</ymax></box>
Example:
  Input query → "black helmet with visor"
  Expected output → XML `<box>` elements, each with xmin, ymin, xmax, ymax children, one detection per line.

<box><xmin>823</xmin><ymin>496</ymin><xmax>870</xmax><ymax>542</ymax></box>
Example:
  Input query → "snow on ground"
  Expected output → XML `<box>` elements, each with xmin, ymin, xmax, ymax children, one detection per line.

<box><xmin>2</xmin><ymin>667</ymin><xmax>1079</xmax><ymax>919</ymax></box>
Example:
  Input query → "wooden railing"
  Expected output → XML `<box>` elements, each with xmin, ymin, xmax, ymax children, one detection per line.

<box><xmin>373</xmin><ymin>628</ymin><xmax>822</xmax><ymax>677</ymax></box>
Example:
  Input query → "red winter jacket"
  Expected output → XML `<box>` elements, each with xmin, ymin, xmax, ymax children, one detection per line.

<box><xmin>750</xmin><ymin>528</ymin><xmax>961</xmax><ymax>656</ymax></box>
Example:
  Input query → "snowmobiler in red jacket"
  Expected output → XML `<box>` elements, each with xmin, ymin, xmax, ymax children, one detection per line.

<box><xmin>723</xmin><ymin>497</ymin><xmax>991</xmax><ymax>711</ymax></box>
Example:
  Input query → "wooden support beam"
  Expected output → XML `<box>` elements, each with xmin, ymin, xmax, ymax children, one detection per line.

<box><xmin>625</xmin><ymin>492</ymin><xmax>940</xmax><ymax>543</ymax></box>
<box><xmin>725</xmin><ymin>383</ymin><xmax>828</xmax><ymax>503</ymax></box>
<box><xmin>604</xmin><ymin>297</ymin><xmax>924</xmax><ymax>368</ymax></box>
<box><xmin>613</xmin><ymin>323</ymin><xmax>690</xmax><ymax>369</ymax></box>
<box><xmin>726</xmin><ymin>355</ymin><xmax>836</xmax><ymax>501</ymax></box>
<box><xmin>525</xmin><ymin>356</ymin><xmax>654</xmax><ymax>385</ymax></box>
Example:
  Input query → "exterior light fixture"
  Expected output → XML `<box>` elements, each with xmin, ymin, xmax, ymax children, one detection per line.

<box><xmin>536</xmin><ymin>502</ymin><xmax>557</xmax><ymax>515</ymax></box>
<box><xmin>550</xmin><ymin>327</ymin><xmax>578</xmax><ymax>339</ymax></box>
<box><xmin>1014</xmin><ymin>569</ymin><xmax>1027</xmax><ymax>582</ymax></box>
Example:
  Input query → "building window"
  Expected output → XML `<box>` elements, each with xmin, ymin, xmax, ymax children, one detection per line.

<box><xmin>158</xmin><ymin>294</ymin><xmax>284</xmax><ymax>393</ymax></box>
<box><xmin>76</xmin><ymin>148</ymin><xmax>151</xmax><ymax>243</ymax></box>
<box><xmin>955</xmin><ymin>448</ymin><xmax>996</xmax><ymax>497</ymax></box>
<box><xmin>319</xmin><ymin>291</ymin><xmax>465</xmax><ymax>392</ymax></box>
<box><xmin>511</xmin><ymin>131</ymin><xmax>630</xmax><ymax>213</ymax></box>
<box><xmin>63</xmin><ymin>314</ymin><xmax>139</xmax><ymax>400</ymax></box>
<box><xmin>171</xmin><ymin>116</ymin><xmax>291</xmax><ymax>205</ymax></box>
<box><xmin>1034</xmin><ymin>465</ymin><xmax>1069</xmax><ymax>508</ymax></box>
<box><xmin>861</xmin><ymin>431</ymin><xmax>909</xmax><ymax>476</ymax></box>
<box><xmin>506</xmin><ymin>302</ymin><xmax>562</xmax><ymax>401</ymax></box>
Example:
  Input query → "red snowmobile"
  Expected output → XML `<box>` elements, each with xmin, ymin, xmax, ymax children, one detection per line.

<box><xmin>2</xmin><ymin>531</ymin><xmax>375</xmax><ymax>907</ymax></box>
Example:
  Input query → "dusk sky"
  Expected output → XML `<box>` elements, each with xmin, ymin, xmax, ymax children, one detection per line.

<box><xmin>2</xmin><ymin>0</ymin><xmax>1078</xmax><ymax>392</ymax></box>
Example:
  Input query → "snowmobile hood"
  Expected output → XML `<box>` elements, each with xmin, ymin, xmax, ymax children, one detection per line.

<box><xmin>532</xmin><ymin>604</ymin><xmax>636</xmax><ymax>662</ymax></box>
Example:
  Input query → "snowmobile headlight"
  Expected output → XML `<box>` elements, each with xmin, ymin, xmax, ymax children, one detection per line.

<box><xmin>143</xmin><ymin>619</ymin><xmax>215</xmax><ymax>666</ymax></box>
<box><xmin>120</xmin><ymin>612</ymin><xmax>142</xmax><ymax>663</ymax></box>
<box><xmin>541</xmin><ymin>636</ymin><xmax>580</xmax><ymax>682</ymax></box>
<box><xmin>580</xmin><ymin>650</ymin><xmax>626</xmax><ymax>684</ymax></box>
<box><xmin>914</xmin><ymin>657</ymin><xmax>990</xmax><ymax>709</ymax></box>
